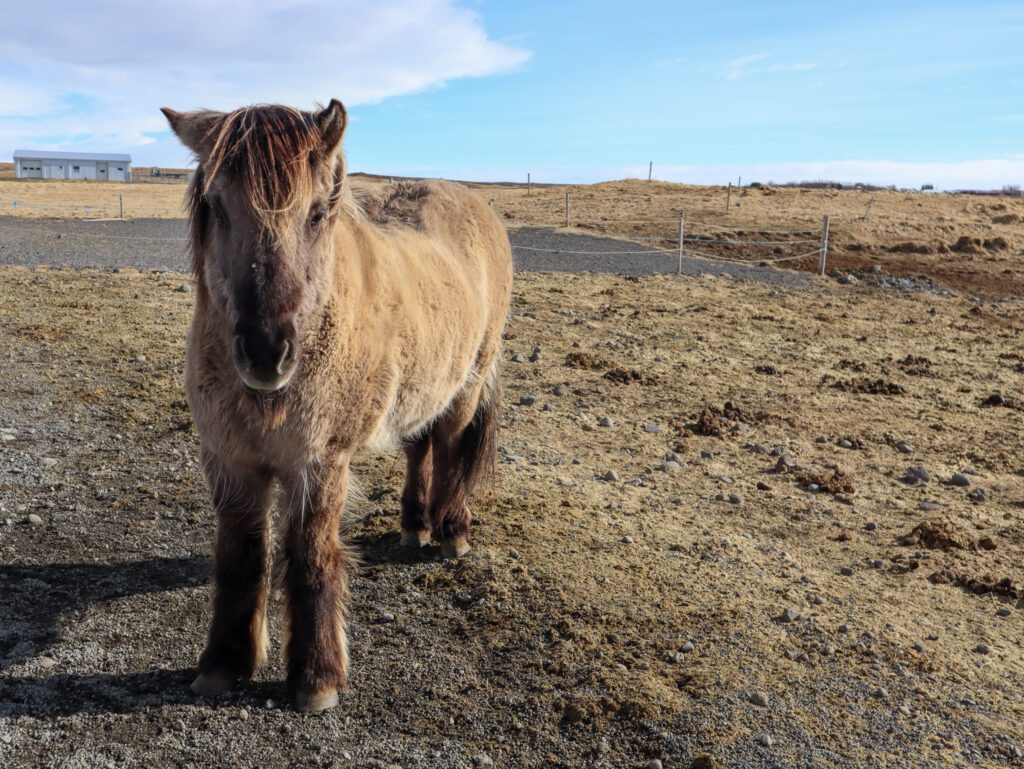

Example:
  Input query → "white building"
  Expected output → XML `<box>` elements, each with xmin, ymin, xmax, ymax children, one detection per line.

<box><xmin>13</xmin><ymin>150</ymin><xmax>132</xmax><ymax>182</ymax></box>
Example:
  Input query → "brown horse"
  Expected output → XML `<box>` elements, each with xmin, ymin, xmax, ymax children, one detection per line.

<box><xmin>161</xmin><ymin>100</ymin><xmax>512</xmax><ymax>712</ymax></box>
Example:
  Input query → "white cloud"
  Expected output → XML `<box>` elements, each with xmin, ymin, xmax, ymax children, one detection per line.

<box><xmin>721</xmin><ymin>54</ymin><xmax>768</xmax><ymax>80</ymax></box>
<box><xmin>0</xmin><ymin>0</ymin><xmax>530</xmax><ymax>162</ymax></box>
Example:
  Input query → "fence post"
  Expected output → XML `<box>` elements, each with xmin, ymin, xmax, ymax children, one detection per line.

<box><xmin>725</xmin><ymin>182</ymin><xmax>732</xmax><ymax>214</ymax></box>
<box><xmin>818</xmin><ymin>214</ymin><xmax>830</xmax><ymax>275</ymax></box>
<box><xmin>677</xmin><ymin>212</ymin><xmax>685</xmax><ymax>275</ymax></box>
<box><xmin>119</xmin><ymin>194</ymin><xmax>124</xmax><ymax>219</ymax></box>
<box><xmin>648</xmin><ymin>161</ymin><xmax>653</xmax><ymax>182</ymax></box>
<box><xmin>564</xmin><ymin>190</ymin><xmax>570</xmax><ymax>228</ymax></box>
<box><xmin>527</xmin><ymin>173</ymin><xmax>531</xmax><ymax>196</ymax></box>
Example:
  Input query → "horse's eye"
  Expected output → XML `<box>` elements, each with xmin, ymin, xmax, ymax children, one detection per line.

<box><xmin>210</xmin><ymin>199</ymin><xmax>228</xmax><ymax>224</ymax></box>
<box><xmin>309</xmin><ymin>210</ymin><xmax>326</xmax><ymax>228</ymax></box>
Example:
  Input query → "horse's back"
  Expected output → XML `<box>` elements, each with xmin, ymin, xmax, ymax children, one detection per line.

<box><xmin>361</xmin><ymin>180</ymin><xmax>511</xmax><ymax>282</ymax></box>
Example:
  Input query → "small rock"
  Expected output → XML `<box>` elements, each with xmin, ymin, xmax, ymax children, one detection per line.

<box><xmin>700</xmin><ymin>450</ymin><xmax>713</xmax><ymax>460</ymax></box>
<box><xmin>602</xmin><ymin>469</ymin><xmax>620</xmax><ymax>482</ymax></box>
<box><xmin>622</xmin><ymin>535</ymin><xmax>635</xmax><ymax>545</ymax></box>
<box><xmin>967</xmin><ymin>487</ymin><xmax>989</xmax><ymax>503</ymax></box>
<box><xmin>874</xmin><ymin>687</ymin><xmax>889</xmax><ymax>699</ymax></box>
<box><xmin>553</xmin><ymin>384</ymin><xmax>568</xmax><ymax>396</ymax></box>
<box><xmin>174</xmin><ymin>283</ymin><xmax>190</xmax><ymax>293</ymax></box>
<box><xmin>904</xmin><ymin>466</ymin><xmax>930</xmax><ymax>484</ymax></box>
<box><xmin>839</xmin><ymin>566</ymin><xmax>854</xmax><ymax>576</ymax></box>
<box><xmin>898</xmin><ymin>704</ymin><xmax>912</xmax><ymax>716</ymax></box>
<box><xmin>511</xmin><ymin>353</ymin><xmax>526</xmax><ymax>363</ymax></box>
<box><xmin>681</xmin><ymin>641</ymin><xmax>695</xmax><ymax>653</ymax></box>
<box><xmin>25</xmin><ymin>513</ymin><xmax>43</xmax><ymax>526</ymax></box>
<box><xmin>949</xmin><ymin>473</ymin><xmax>971</xmax><ymax>487</ymax></box>
<box><xmin>40</xmin><ymin>457</ymin><xmax>58</xmax><ymax>468</ymax></box>
<box><xmin>774</xmin><ymin>454</ymin><xmax>798</xmax><ymax>472</ymax></box>
<box><xmin>759</xmin><ymin>734</ymin><xmax>774</xmax><ymax>747</ymax></box>
<box><xmin>508</xmin><ymin>549</ymin><xmax>521</xmax><ymax>560</ymax></box>
<box><xmin>978</xmin><ymin>536</ymin><xmax>997</xmax><ymax>551</ymax></box>
<box><xmin>135</xmin><ymin>354</ymin><xmax>147</xmax><ymax>363</ymax></box>
<box><xmin>913</xmin><ymin>641</ymin><xmax>925</xmax><ymax>652</ymax></box>
<box><xmin>779</xmin><ymin>608</ymin><xmax>799</xmax><ymax>623</ymax></box>
<box><xmin>728</xmin><ymin>492</ymin><xmax>742</xmax><ymax>504</ymax></box>
<box><xmin>749</xmin><ymin>691</ymin><xmax>769</xmax><ymax>707</ymax></box>
<box><xmin>996</xmin><ymin>608</ymin><xmax>1010</xmax><ymax>617</ymax></box>
<box><xmin>238</xmin><ymin>708</ymin><xmax>249</xmax><ymax>721</ymax></box>
<box><xmin>918</xmin><ymin>501</ymin><xmax>941</xmax><ymax>511</ymax></box>
<box><xmin>838</xmin><ymin>439</ymin><xmax>853</xmax><ymax>449</ymax></box>
<box><xmin>974</xmin><ymin>643</ymin><xmax>990</xmax><ymax>655</ymax></box>
<box><xmin>896</xmin><ymin>441</ymin><xmax>914</xmax><ymax>454</ymax></box>
<box><xmin>648</xmin><ymin>761</ymin><xmax>663</xmax><ymax>769</ymax></box>
<box><xmin>472</xmin><ymin>755</ymin><xmax>493</xmax><ymax>769</ymax></box>
<box><xmin>821</xmin><ymin>645</ymin><xmax>836</xmax><ymax>656</ymax></box>
<box><xmin>528</xmin><ymin>352</ymin><xmax>541</xmax><ymax>363</ymax></box>
<box><xmin>519</xmin><ymin>395</ymin><xmax>537</xmax><ymax>406</ymax></box>
<box><xmin>837</xmin><ymin>624</ymin><xmax>850</xmax><ymax>634</ymax></box>
<box><xmin>659</xmin><ymin>461</ymin><xmax>681</xmax><ymax>472</ymax></box>
<box><xmin>380</xmin><ymin>612</ymin><xmax>396</xmax><ymax>623</ymax></box>
<box><xmin>598</xmin><ymin>416</ymin><xmax>614</xmax><ymax>427</ymax></box>
<box><xmin>38</xmin><ymin>656</ymin><xmax>57</xmax><ymax>668</ymax></box>
<box><xmin>864</xmin><ymin>522</ymin><xmax>877</xmax><ymax>532</ymax></box>
<box><xmin>642</xmin><ymin>423</ymin><xmax>662</xmax><ymax>434</ymax></box>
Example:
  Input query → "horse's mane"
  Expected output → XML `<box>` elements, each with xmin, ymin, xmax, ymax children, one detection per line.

<box><xmin>186</xmin><ymin>104</ymin><xmax>358</xmax><ymax>273</ymax></box>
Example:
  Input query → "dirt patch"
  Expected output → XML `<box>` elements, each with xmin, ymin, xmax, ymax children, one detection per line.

<box><xmin>794</xmin><ymin>467</ymin><xmax>855</xmax><ymax>495</ymax></box>
<box><xmin>603</xmin><ymin>367</ymin><xmax>658</xmax><ymax>386</ymax></box>
<box><xmin>896</xmin><ymin>520</ymin><xmax>974</xmax><ymax>550</ymax></box>
<box><xmin>564</xmin><ymin>351</ymin><xmax>610</xmax><ymax>370</ymax></box>
<box><xmin>689</xmin><ymin>401</ymin><xmax>766</xmax><ymax>437</ymax></box>
<box><xmin>822</xmin><ymin>376</ymin><xmax>906</xmax><ymax>395</ymax></box>
<box><xmin>981</xmin><ymin>393</ymin><xmax>1023</xmax><ymax>411</ymax></box>
<box><xmin>929</xmin><ymin>571</ymin><xmax>1022</xmax><ymax>599</ymax></box>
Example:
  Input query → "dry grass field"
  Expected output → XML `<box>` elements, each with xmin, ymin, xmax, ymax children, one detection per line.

<box><xmin>1</xmin><ymin>169</ymin><xmax>1022</xmax><ymax>295</ymax></box>
<box><xmin>1</xmin><ymin>170</ymin><xmax>1023</xmax><ymax>767</ymax></box>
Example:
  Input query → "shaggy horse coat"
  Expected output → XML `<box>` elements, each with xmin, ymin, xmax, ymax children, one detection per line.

<box><xmin>162</xmin><ymin>100</ymin><xmax>512</xmax><ymax>711</ymax></box>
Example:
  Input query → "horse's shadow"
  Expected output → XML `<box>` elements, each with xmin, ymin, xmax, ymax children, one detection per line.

<box><xmin>0</xmin><ymin>555</ymin><xmax>232</xmax><ymax>716</ymax></box>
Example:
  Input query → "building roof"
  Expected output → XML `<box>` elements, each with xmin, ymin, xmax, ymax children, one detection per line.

<box><xmin>13</xmin><ymin>150</ymin><xmax>131</xmax><ymax>162</ymax></box>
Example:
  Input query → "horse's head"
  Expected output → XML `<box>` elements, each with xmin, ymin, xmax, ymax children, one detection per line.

<box><xmin>161</xmin><ymin>101</ymin><xmax>349</xmax><ymax>394</ymax></box>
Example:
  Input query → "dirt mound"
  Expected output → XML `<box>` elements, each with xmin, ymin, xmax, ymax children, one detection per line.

<box><xmin>603</xmin><ymin>366</ymin><xmax>658</xmax><ymax>386</ymax></box>
<box><xmin>795</xmin><ymin>467</ymin><xmax>855</xmax><ymax>495</ymax></box>
<box><xmin>980</xmin><ymin>392</ymin><xmax>1023</xmax><ymax>410</ymax></box>
<box><xmin>888</xmin><ymin>241</ymin><xmax>935</xmax><ymax>255</ymax></box>
<box><xmin>564</xmin><ymin>351</ymin><xmax>609</xmax><ymax>370</ymax></box>
<box><xmin>897</xmin><ymin>520</ymin><xmax>973</xmax><ymax>550</ymax></box>
<box><xmin>823</xmin><ymin>376</ymin><xmax>906</xmax><ymax>395</ymax></box>
<box><xmin>898</xmin><ymin>355</ymin><xmax>935</xmax><ymax>377</ymax></box>
<box><xmin>929</xmin><ymin>570</ymin><xmax>1021</xmax><ymax>599</ymax></box>
<box><xmin>950</xmin><ymin>235</ymin><xmax>1011</xmax><ymax>254</ymax></box>
<box><xmin>690</xmin><ymin>401</ymin><xmax>765</xmax><ymax>436</ymax></box>
<box><xmin>992</xmin><ymin>213</ymin><xmax>1022</xmax><ymax>225</ymax></box>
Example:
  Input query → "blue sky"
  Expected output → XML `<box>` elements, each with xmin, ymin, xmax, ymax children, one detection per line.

<box><xmin>2</xmin><ymin>1</ymin><xmax>1022</xmax><ymax>188</ymax></box>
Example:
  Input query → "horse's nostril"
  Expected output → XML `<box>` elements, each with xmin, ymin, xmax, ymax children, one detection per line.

<box><xmin>276</xmin><ymin>339</ymin><xmax>293</xmax><ymax>375</ymax></box>
<box><xmin>232</xmin><ymin>335</ymin><xmax>249</xmax><ymax>366</ymax></box>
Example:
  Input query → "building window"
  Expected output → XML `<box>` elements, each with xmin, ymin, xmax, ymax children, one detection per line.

<box><xmin>73</xmin><ymin>165</ymin><xmax>80</xmax><ymax>171</ymax></box>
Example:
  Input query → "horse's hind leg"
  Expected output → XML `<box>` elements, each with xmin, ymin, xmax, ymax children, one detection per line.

<box><xmin>429</xmin><ymin>375</ymin><xmax>499</xmax><ymax>558</ymax></box>
<box><xmin>399</xmin><ymin>433</ymin><xmax>433</xmax><ymax>548</ymax></box>
<box><xmin>192</xmin><ymin>451</ymin><xmax>273</xmax><ymax>697</ymax></box>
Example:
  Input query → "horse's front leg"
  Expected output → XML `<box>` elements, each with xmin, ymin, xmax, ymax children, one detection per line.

<box><xmin>192</xmin><ymin>450</ymin><xmax>274</xmax><ymax>697</ymax></box>
<box><xmin>281</xmin><ymin>454</ymin><xmax>354</xmax><ymax>712</ymax></box>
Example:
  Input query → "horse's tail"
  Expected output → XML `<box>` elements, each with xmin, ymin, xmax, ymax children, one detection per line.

<box><xmin>458</xmin><ymin>367</ymin><xmax>500</xmax><ymax>499</ymax></box>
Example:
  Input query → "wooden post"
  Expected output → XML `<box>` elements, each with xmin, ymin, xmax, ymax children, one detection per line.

<box><xmin>564</xmin><ymin>190</ymin><xmax>570</xmax><ymax>228</ymax></box>
<box><xmin>818</xmin><ymin>214</ymin><xmax>830</xmax><ymax>275</ymax></box>
<box><xmin>119</xmin><ymin>194</ymin><xmax>123</xmax><ymax>219</ymax></box>
<box><xmin>677</xmin><ymin>213</ymin><xmax>685</xmax><ymax>275</ymax></box>
<box><xmin>527</xmin><ymin>173</ymin><xmax>531</xmax><ymax>196</ymax></box>
<box><xmin>648</xmin><ymin>161</ymin><xmax>653</xmax><ymax>182</ymax></box>
<box><xmin>738</xmin><ymin>175</ymin><xmax>742</xmax><ymax>188</ymax></box>
<box><xmin>725</xmin><ymin>182</ymin><xmax>732</xmax><ymax>214</ymax></box>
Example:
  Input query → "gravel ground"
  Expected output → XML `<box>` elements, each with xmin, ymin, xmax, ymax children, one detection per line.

<box><xmin>0</xmin><ymin>218</ymin><xmax>812</xmax><ymax>288</ymax></box>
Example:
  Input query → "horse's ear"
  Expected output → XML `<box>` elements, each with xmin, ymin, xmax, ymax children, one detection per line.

<box><xmin>315</xmin><ymin>99</ymin><xmax>347</xmax><ymax>158</ymax></box>
<box><xmin>161</xmin><ymin>107</ymin><xmax>223</xmax><ymax>160</ymax></box>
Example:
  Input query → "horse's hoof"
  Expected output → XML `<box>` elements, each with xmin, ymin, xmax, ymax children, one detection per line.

<box><xmin>400</xmin><ymin>529</ymin><xmax>431</xmax><ymax>548</ymax></box>
<box><xmin>191</xmin><ymin>671</ymin><xmax>235</xmax><ymax>697</ymax></box>
<box><xmin>440</xmin><ymin>537</ymin><xmax>471</xmax><ymax>559</ymax></box>
<box><xmin>294</xmin><ymin>687</ymin><xmax>339</xmax><ymax>713</ymax></box>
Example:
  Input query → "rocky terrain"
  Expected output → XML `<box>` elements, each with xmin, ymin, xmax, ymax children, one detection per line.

<box><xmin>1</xmin><ymin>258</ymin><xmax>1022</xmax><ymax>768</ymax></box>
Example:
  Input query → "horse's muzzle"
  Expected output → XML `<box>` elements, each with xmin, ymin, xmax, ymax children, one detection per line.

<box><xmin>232</xmin><ymin>320</ymin><xmax>297</xmax><ymax>394</ymax></box>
